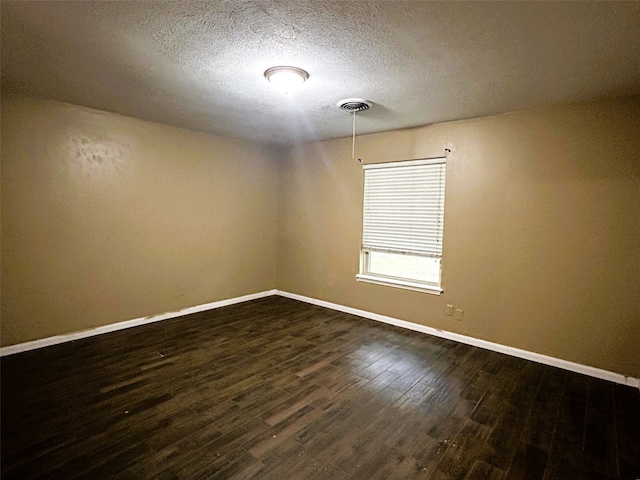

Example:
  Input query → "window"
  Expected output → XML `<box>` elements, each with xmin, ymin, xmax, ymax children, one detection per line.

<box><xmin>357</xmin><ymin>157</ymin><xmax>446</xmax><ymax>294</ymax></box>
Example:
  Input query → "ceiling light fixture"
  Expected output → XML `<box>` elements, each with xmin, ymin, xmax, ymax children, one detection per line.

<box><xmin>264</xmin><ymin>66</ymin><xmax>309</xmax><ymax>94</ymax></box>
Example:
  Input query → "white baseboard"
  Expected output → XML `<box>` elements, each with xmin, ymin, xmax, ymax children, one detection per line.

<box><xmin>276</xmin><ymin>290</ymin><xmax>640</xmax><ymax>389</ymax></box>
<box><xmin>3</xmin><ymin>288</ymin><xmax>638</xmax><ymax>390</ymax></box>
<box><xmin>0</xmin><ymin>290</ymin><xmax>278</xmax><ymax>357</ymax></box>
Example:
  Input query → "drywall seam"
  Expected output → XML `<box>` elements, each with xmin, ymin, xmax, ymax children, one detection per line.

<box><xmin>0</xmin><ymin>290</ymin><xmax>278</xmax><ymax>356</ymax></box>
<box><xmin>276</xmin><ymin>290</ymin><xmax>640</xmax><ymax>389</ymax></box>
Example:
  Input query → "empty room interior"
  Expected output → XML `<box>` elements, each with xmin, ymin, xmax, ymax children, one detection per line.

<box><xmin>1</xmin><ymin>1</ymin><xmax>639</xmax><ymax>479</ymax></box>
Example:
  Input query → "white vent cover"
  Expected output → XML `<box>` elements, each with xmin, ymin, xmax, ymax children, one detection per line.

<box><xmin>337</xmin><ymin>98</ymin><xmax>372</xmax><ymax>113</ymax></box>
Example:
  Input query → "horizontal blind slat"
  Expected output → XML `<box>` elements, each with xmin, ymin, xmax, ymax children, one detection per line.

<box><xmin>362</xmin><ymin>158</ymin><xmax>446</xmax><ymax>257</ymax></box>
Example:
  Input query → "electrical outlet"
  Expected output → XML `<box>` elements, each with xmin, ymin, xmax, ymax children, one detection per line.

<box><xmin>446</xmin><ymin>304</ymin><xmax>454</xmax><ymax>316</ymax></box>
<box><xmin>454</xmin><ymin>308</ymin><xmax>464</xmax><ymax>321</ymax></box>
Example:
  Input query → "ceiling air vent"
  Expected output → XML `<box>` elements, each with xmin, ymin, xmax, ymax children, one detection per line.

<box><xmin>337</xmin><ymin>98</ymin><xmax>372</xmax><ymax>113</ymax></box>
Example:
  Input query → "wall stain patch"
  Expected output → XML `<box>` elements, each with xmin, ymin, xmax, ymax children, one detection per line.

<box><xmin>66</xmin><ymin>130</ymin><xmax>129</xmax><ymax>182</ymax></box>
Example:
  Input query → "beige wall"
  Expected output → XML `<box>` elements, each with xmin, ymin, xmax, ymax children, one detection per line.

<box><xmin>2</xmin><ymin>95</ymin><xmax>638</xmax><ymax>379</ymax></box>
<box><xmin>277</xmin><ymin>96</ymin><xmax>640</xmax><ymax>378</ymax></box>
<box><xmin>1</xmin><ymin>97</ymin><xmax>278</xmax><ymax>346</ymax></box>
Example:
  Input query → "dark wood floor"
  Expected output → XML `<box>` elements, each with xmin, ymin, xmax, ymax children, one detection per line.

<box><xmin>1</xmin><ymin>296</ymin><xmax>639</xmax><ymax>479</ymax></box>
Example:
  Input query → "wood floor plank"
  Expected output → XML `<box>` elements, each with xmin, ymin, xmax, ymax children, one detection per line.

<box><xmin>247</xmin><ymin>404</ymin><xmax>323</xmax><ymax>459</ymax></box>
<box><xmin>505</xmin><ymin>442</ymin><xmax>548</xmax><ymax>480</ymax></box>
<box><xmin>1</xmin><ymin>296</ymin><xmax>637</xmax><ymax>480</ymax></box>
<box><xmin>615</xmin><ymin>413</ymin><xmax>640</xmax><ymax>464</ymax></box>
<box><xmin>584</xmin><ymin>417</ymin><xmax>617</xmax><ymax>477</ymax></box>
<box><xmin>464</xmin><ymin>460</ymin><xmax>506</xmax><ymax>480</ymax></box>
<box><xmin>429</xmin><ymin>418</ymin><xmax>492</xmax><ymax>480</ymax></box>
<box><xmin>478</xmin><ymin>412</ymin><xmax>525</xmax><ymax>471</ymax></box>
<box><xmin>554</xmin><ymin>394</ymin><xmax>586</xmax><ymax>440</ymax></box>
<box><xmin>543</xmin><ymin>433</ymin><xmax>588</xmax><ymax>480</ymax></box>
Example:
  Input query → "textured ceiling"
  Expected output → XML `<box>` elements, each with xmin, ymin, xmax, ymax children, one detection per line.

<box><xmin>2</xmin><ymin>1</ymin><xmax>640</xmax><ymax>147</ymax></box>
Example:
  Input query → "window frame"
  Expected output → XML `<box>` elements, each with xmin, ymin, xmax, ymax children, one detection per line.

<box><xmin>356</xmin><ymin>157</ymin><xmax>447</xmax><ymax>295</ymax></box>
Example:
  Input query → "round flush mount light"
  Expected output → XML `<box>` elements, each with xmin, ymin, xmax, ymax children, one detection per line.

<box><xmin>264</xmin><ymin>66</ymin><xmax>309</xmax><ymax>94</ymax></box>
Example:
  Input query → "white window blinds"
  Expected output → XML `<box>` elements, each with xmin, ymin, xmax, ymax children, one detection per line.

<box><xmin>362</xmin><ymin>158</ymin><xmax>446</xmax><ymax>258</ymax></box>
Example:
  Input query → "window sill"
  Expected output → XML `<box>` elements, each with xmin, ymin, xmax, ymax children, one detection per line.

<box><xmin>356</xmin><ymin>274</ymin><xmax>443</xmax><ymax>295</ymax></box>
